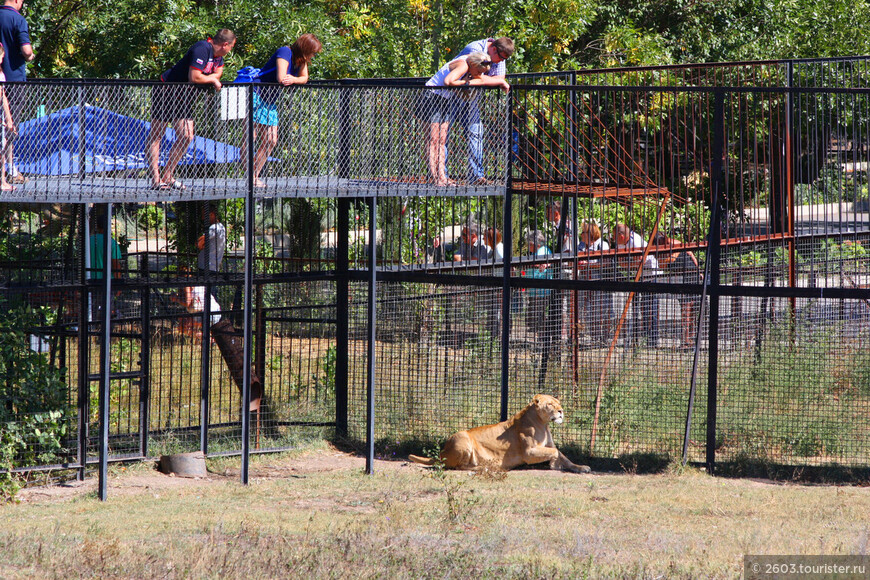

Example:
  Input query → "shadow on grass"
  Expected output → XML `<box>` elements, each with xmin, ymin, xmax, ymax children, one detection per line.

<box><xmin>331</xmin><ymin>437</ymin><xmax>674</xmax><ymax>475</ymax></box>
<box><xmin>713</xmin><ymin>460</ymin><xmax>870</xmax><ymax>485</ymax></box>
<box><xmin>330</xmin><ymin>436</ymin><xmax>440</xmax><ymax>462</ymax></box>
<box><xmin>331</xmin><ymin>436</ymin><xmax>870</xmax><ymax>483</ymax></box>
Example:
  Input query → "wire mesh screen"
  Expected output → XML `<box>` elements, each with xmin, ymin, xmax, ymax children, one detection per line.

<box><xmin>0</xmin><ymin>82</ymin><xmax>509</xmax><ymax>205</ymax></box>
<box><xmin>5</xmin><ymin>71</ymin><xmax>870</xmax><ymax>481</ymax></box>
<box><xmin>251</xmin><ymin>279</ymin><xmax>337</xmax><ymax>450</ymax></box>
<box><xmin>503</xmin><ymin>282</ymin><xmax>710</xmax><ymax>461</ymax></box>
<box><xmin>345</xmin><ymin>280</ymin><xmax>503</xmax><ymax>447</ymax></box>
<box><xmin>0</xmin><ymin>286</ymin><xmax>82</xmax><ymax>470</ymax></box>
<box><xmin>713</xmin><ymin>296</ymin><xmax>870</xmax><ymax>467</ymax></box>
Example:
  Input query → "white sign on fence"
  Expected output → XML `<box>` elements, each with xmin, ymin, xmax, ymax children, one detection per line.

<box><xmin>220</xmin><ymin>86</ymin><xmax>247</xmax><ymax>120</ymax></box>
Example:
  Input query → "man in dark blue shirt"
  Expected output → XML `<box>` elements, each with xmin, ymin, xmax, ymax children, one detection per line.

<box><xmin>0</xmin><ymin>0</ymin><xmax>33</xmax><ymax>184</ymax></box>
<box><xmin>145</xmin><ymin>29</ymin><xmax>235</xmax><ymax>190</ymax></box>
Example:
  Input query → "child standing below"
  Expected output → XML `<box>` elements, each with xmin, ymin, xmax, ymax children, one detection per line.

<box><xmin>0</xmin><ymin>43</ymin><xmax>17</xmax><ymax>192</ymax></box>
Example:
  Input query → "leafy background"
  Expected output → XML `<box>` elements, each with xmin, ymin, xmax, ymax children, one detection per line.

<box><xmin>23</xmin><ymin>0</ymin><xmax>870</xmax><ymax>81</ymax></box>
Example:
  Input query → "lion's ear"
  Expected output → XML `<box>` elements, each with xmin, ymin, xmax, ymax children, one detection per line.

<box><xmin>532</xmin><ymin>395</ymin><xmax>542</xmax><ymax>405</ymax></box>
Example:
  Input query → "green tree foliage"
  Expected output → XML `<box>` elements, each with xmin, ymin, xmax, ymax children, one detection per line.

<box><xmin>579</xmin><ymin>0</ymin><xmax>870</xmax><ymax>67</ymax></box>
<box><xmin>23</xmin><ymin>0</ymin><xmax>870</xmax><ymax>80</ymax></box>
<box><xmin>0</xmin><ymin>304</ymin><xmax>70</xmax><ymax>501</ymax></box>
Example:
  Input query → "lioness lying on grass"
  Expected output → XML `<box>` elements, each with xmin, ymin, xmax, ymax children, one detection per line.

<box><xmin>409</xmin><ymin>394</ymin><xmax>590</xmax><ymax>473</ymax></box>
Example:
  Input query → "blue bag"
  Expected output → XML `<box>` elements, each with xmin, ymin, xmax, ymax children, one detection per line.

<box><xmin>233</xmin><ymin>66</ymin><xmax>277</xmax><ymax>83</ymax></box>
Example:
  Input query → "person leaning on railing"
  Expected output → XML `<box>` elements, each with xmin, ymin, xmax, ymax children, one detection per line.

<box><xmin>249</xmin><ymin>33</ymin><xmax>322</xmax><ymax>189</ymax></box>
<box><xmin>145</xmin><ymin>29</ymin><xmax>236</xmax><ymax>191</ymax></box>
<box><xmin>447</xmin><ymin>36</ymin><xmax>514</xmax><ymax>186</ymax></box>
<box><xmin>0</xmin><ymin>0</ymin><xmax>34</xmax><ymax>185</ymax></box>
<box><xmin>417</xmin><ymin>51</ymin><xmax>497</xmax><ymax>187</ymax></box>
<box><xmin>0</xmin><ymin>43</ymin><xmax>17</xmax><ymax>192</ymax></box>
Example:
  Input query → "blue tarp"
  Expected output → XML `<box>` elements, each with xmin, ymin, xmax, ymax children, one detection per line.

<box><xmin>15</xmin><ymin>105</ymin><xmax>242</xmax><ymax>175</ymax></box>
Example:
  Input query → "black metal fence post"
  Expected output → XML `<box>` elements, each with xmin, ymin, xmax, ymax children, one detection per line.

<box><xmin>140</xmin><ymin>271</ymin><xmax>151</xmax><ymax>459</ymax></box>
<box><xmin>365</xmin><ymin>196</ymin><xmax>377</xmax><ymax>475</ymax></box>
<box><xmin>705</xmin><ymin>89</ymin><xmax>726</xmax><ymax>473</ymax></box>
<box><xmin>500</xmin><ymin>92</ymin><xmax>515</xmax><ymax>422</ymax></box>
<box><xmin>336</xmin><ymin>85</ymin><xmax>352</xmax><ymax>438</ymax></box>
<box><xmin>98</xmin><ymin>202</ymin><xmax>113</xmax><ymax>501</ymax></box>
<box><xmin>77</xmin><ymin>204</ymin><xmax>89</xmax><ymax>481</ymax></box>
<box><xmin>200</xmin><ymin>276</ymin><xmax>211</xmax><ymax>455</ymax></box>
<box><xmin>240</xmin><ymin>84</ymin><xmax>255</xmax><ymax>485</ymax></box>
<box><xmin>335</xmin><ymin>199</ymin><xmax>350</xmax><ymax>437</ymax></box>
<box><xmin>568</xmin><ymin>73</ymin><xmax>582</xmax><ymax>395</ymax></box>
<box><xmin>786</xmin><ymin>62</ymin><xmax>797</xmax><ymax>315</ymax></box>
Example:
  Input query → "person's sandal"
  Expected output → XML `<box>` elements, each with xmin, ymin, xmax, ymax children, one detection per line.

<box><xmin>169</xmin><ymin>179</ymin><xmax>186</xmax><ymax>190</ymax></box>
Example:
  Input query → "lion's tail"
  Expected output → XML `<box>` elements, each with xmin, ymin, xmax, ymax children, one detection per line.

<box><xmin>408</xmin><ymin>454</ymin><xmax>437</xmax><ymax>466</ymax></box>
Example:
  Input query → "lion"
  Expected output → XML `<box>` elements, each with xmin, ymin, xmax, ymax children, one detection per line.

<box><xmin>408</xmin><ymin>394</ymin><xmax>590</xmax><ymax>473</ymax></box>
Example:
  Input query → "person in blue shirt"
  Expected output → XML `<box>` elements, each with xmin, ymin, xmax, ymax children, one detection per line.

<box><xmin>145</xmin><ymin>29</ymin><xmax>236</xmax><ymax>191</ymax></box>
<box><xmin>89</xmin><ymin>212</ymin><xmax>122</xmax><ymax>280</ymax></box>
<box><xmin>0</xmin><ymin>0</ymin><xmax>33</xmax><ymax>185</ymax></box>
<box><xmin>447</xmin><ymin>37</ymin><xmax>514</xmax><ymax>185</ymax></box>
<box><xmin>250</xmin><ymin>33</ymin><xmax>322</xmax><ymax>188</ymax></box>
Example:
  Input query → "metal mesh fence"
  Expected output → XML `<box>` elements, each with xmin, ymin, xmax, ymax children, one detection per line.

<box><xmin>0</xmin><ymin>81</ymin><xmax>508</xmax><ymax>205</ymax></box>
<box><xmin>345</xmin><ymin>280</ymin><xmax>503</xmax><ymax>447</ymax></box>
<box><xmin>2</xmin><ymin>70</ymin><xmax>870</xmax><ymax>485</ymax></box>
<box><xmin>713</xmin><ymin>296</ymin><xmax>870</xmax><ymax>466</ymax></box>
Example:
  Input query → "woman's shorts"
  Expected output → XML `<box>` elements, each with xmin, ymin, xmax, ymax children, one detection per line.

<box><xmin>253</xmin><ymin>91</ymin><xmax>279</xmax><ymax>127</ymax></box>
<box><xmin>415</xmin><ymin>92</ymin><xmax>452</xmax><ymax>124</ymax></box>
<box><xmin>151</xmin><ymin>84</ymin><xmax>196</xmax><ymax>122</ymax></box>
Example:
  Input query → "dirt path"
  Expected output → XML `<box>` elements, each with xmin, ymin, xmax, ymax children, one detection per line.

<box><xmin>15</xmin><ymin>447</ymin><xmax>411</xmax><ymax>505</ymax></box>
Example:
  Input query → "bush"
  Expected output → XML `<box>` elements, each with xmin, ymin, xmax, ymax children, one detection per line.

<box><xmin>135</xmin><ymin>204</ymin><xmax>165</xmax><ymax>230</ymax></box>
<box><xmin>0</xmin><ymin>306</ymin><xmax>70</xmax><ymax>501</ymax></box>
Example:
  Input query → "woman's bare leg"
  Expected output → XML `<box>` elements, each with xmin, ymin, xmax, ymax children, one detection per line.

<box><xmin>428</xmin><ymin>122</ymin><xmax>452</xmax><ymax>185</ymax></box>
<box><xmin>146</xmin><ymin>120</ymin><xmax>168</xmax><ymax>187</ymax></box>
<box><xmin>162</xmin><ymin>119</ymin><xmax>194</xmax><ymax>185</ymax></box>
<box><xmin>252</xmin><ymin>124</ymin><xmax>278</xmax><ymax>187</ymax></box>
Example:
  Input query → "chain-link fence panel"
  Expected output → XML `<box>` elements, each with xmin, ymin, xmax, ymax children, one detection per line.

<box><xmin>345</xmin><ymin>280</ymin><xmax>503</xmax><ymax>449</ymax></box>
<box><xmin>714</xmin><ymin>296</ymin><xmax>870</xmax><ymax>467</ymax></box>
<box><xmin>0</xmin><ymin>82</ymin><xmax>509</xmax><ymax>205</ymax></box>
<box><xmin>5</xmin><ymin>72</ymin><xmax>870</xmax><ymax>483</ymax></box>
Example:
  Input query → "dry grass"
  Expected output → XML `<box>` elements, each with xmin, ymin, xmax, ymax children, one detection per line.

<box><xmin>2</xmin><ymin>442</ymin><xmax>869</xmax><ymax>579</ymax></box>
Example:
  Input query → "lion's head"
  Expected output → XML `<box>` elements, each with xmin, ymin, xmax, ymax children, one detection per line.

<box><xmin>532</xmin><ymin>394</ymin><xmax>565</xmax><ymax>424</ymax></box>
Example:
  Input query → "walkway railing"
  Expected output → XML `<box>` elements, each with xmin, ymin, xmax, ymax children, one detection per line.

<box><xmin>0</xmin><ymin>80</ymin><xmax>509</xmax><ymax>204</ymax></box>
